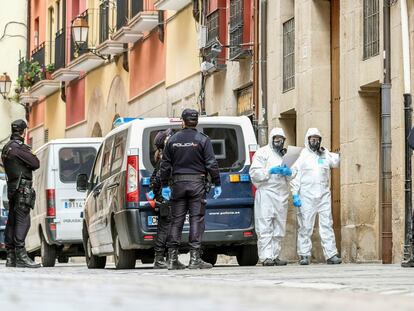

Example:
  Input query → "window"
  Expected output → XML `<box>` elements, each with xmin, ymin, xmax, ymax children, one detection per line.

<box><xmin>100</xmin><ymin>136</ymin><xmax>114</xmax><ymax>180</ymax></box>
<box><xmin>34</xmin><ymin>18</ymin><xmax>39</xmax><ymax>47</ymax></box>
<box><xmin>283</xmin><ymin>18</ymin><xmax>295</xmax><ymax>92</ymax></box>
<box><xmin>203</xmin><ymin>127</ymin><xmax>245</xmax><ymax>172</ymax></box>
<box><xmin>90</xmin><ymin>146</ymin><xmax>103</xmax><ymax>189</ymax></box>
<box><xmin>111</xmin><ymin>130</ymin><xmax>128</xmax><ymax>175</ymax></box>
<box><xmin>99</xmin><ymin>0</ymin><xmax>110</xmax><ymax>43</ymax></box>
<box><xmin>207</xmin><ymin>11</ymin><xmax>219</xmax><ymax>45</ymax></box>
<box><xmin>229</xmin><ymin>0</ymin><xmax>243</xmax><ymax>59</ymax></box>
<box><xmin>131</xmin><ymin>0</ymin><xmax>143</xmax><ymax>17</ymax></box>
<box><xmin>145</xmin><ymin>127</ymin><xmax>181</xmax><ymax>169</ymax></box>
<box><xmin>56</xmin><ymin>1</ymin><xmax>61</xmax><ymax>32</ymax></box>
<box><xmin>363</xmin><ymin>0</ymin><xmax>379</xmax><ymax>59</ymax></box>
<box><xmin>59</xmin><ymin>147</ymin><xmax>97</xmax><ymax>183</ymax></box>
<box><xmin>116</xmin><ymin>0</ymin><xmax>128</xmax><ymax>30</ymax></box>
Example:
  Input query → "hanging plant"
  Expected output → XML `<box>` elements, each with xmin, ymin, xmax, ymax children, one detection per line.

<box><xmin>16</xmin><ymin>60</ymin><xmax>42</xmax><ymax>90</ymax></box>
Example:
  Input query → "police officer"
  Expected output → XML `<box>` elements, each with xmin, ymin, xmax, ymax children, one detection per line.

<box><xmin>160</xmin><ymin>109</ymin><xmax>222</xmax><ymax>270</ymax></box>
<box><xmin>1</xmin><ymin>119</ymin><xmax>40</xmax><ymax>268</ymax></box>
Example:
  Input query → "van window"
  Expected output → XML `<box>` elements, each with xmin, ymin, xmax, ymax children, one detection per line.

<box><xmin>59</xmin><ymin>147</ymin><xmax>97</xmax><ymax>183</ymax></box>
<box><xmin>143</xmin><ymin>125</ymin><xmax>245</xmax><ymax>172</ymax></box>
<box><xmin>111</xmin><ymin>130</ymin><xmax>128</xmax><ymax>175</ymax></box>
<box><xmin>90</xmin><ymin>145</ymin><xmax>103</xmax><ymax>189</ymax></box>
<box><xmin>202</xmin><ymin>127</ymin><xmax>245</xmax><ymax>172</ymax></box>
<box><xmin>101</xmin><ymin>136</ymin><xmax>115</xmax><ymax>181</ymax></box>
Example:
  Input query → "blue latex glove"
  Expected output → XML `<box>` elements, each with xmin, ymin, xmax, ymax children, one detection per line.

<box><xmin>147</xmin><ymin>190</ymin><xmax>155</xmax><ymax>200</ymax></box>
<box><xmin>269</xmin><ymin>165</ymin><xmax>283</xmax><ymax>174</ymax></box>
<box><xmin>162</xmin><ymin>187</ymin><xmax>171</xmax><ymax>201</ymax></box>
<box><xmin>292</xmin><ymin>194</ymin><xmax>302</xmax><ymax>207</ymax></box>
<box><xmin>213</xmin><ymin>186</ymin><xmax>222</xmax><ymax>199</ymax></box>
<box><xmin>281</xmin><ymin>165</ymin><xmax>292</xmax><ymax>176</ymax></box>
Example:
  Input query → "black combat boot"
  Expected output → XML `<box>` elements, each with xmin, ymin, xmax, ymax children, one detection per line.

<box><xmin>299</xmin><ymin>256</ymin><xmax>310</xmax><ymax>265</ymax></box>
<box><xmin>188</xmin><ymin>249</ymin><xmax>213</xmax><ymax>269</ymax></box>
<box><xmin>16</xmin><ymin>248</ymin><xmax>41</xmax><ymax>268</ymax></box>
<box><xmin>326</xmin><ymin>255</ymin><xmax>342</xmax><ymax>265</ymax></box>
<box><xmin>273</xmin><ymin>257</ymin><xmax>287</xmax><ymax>266</ymax></box>
<box><xmin>5</xmin><ymin>249</ymin><xmax>16</xmax><ymax>268</ymax></box>
<box><xmin>167</xmin><ymin>248</ymin><xmax>186</xmax><ymax>270</ymax></box>
<box><xmin>153</xmin><ymin>251</ymin><xmax>168</xmax><ymax>269</ymax></box>
<box><xmin>262</xmin><ymin>258</ymin><xmax>274</xmax><ymax>266</ymax></box>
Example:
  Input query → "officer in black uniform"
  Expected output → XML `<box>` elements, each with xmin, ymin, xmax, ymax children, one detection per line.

<box><xmin>160</xmin><ymin>109</ymin><xmax>222</xmax><ymax>270</ymax></box>
<box><xmin>1</xmin><ymin>119</ymin><xmax>40</xmax><ymax>268</ymax></box>
<box><xmin>147</xmin><ymin>129</ymin><xmax>174</xmax><ymax>269</ymax></box>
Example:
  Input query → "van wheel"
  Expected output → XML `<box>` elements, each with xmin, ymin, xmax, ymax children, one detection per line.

<box><xmin>201</xmin><ymin>251</ymin><xmax>218</xmax><ymax>266</ymax></box>
<box><xmin>58</xmin><ymin>255</ymin><xmax>69</xmax><ymax>263</ymax></box>
<box><xmin>83</xmin><ymin>227</ymin><xmax>106</xmax><ymax>269</ymax></box>
<box><xmin>236</xmin><ymin>245</ymin><xmax>258</xmax><ymax>266</ymax></box>
<box><xmin>41</xmin><ymin>235</ymin><xmax>56</xmax><ymax>267</ymax></box>
<box><xmin>113</xmin><ymin>227</ymin><xmax>136</xmax><ymax>269</ymax></box>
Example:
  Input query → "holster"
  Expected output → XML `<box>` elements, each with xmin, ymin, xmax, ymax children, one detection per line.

<box><xmin>16</xmin><ymin>185</ymin><xmax>36</xmax><ymax>212</ymax></box>
<box><xmin>155</xmin><ymin>200</ymin><xmax>170</xmax><ymax>218</ymax></box>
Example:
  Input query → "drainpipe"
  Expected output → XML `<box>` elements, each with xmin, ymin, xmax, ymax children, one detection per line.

<box><xmin>24</xmin><ymin>0</ymin><xmax>31</xmax><ymax>124</ymax></box>
<box><xmin>253</xmin><ymin>0</ymin><xmax>259</xmax><ymax>140</ymax></box>
<box><xmin>400</xmin><ymin>0</ymin><xmax>414</xmax><ymax>267</ymax></box>
<box><xmin>258</xmin><ymin>0</ymin><xmax>268</xmax><ymax>146</ymax></box>
<box><xmin>381</xmin><ymin>1</ymin><xmax>392</xmax><ymax>264</ymax></box>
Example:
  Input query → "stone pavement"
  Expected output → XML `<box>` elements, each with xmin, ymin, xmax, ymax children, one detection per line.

<box><xmin>0</xmin><ymin>261</ymin><xmax>414</xmax><ymax>311</ymax></box>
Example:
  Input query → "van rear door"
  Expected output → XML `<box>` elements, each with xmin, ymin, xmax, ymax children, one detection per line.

<box><xmin>54</xmin><ymin>145</ymin><xmax>98</xmax><ymax>241</ymax></box>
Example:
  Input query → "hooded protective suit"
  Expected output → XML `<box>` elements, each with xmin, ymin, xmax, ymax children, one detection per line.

<box><xmin>249</xmin><ymin>128</ymin><xmax>290</xmax><ymax>262</ymax></box>
<box><xmin>291</xmin><ymin>128</ymin><xmax>340</xmax><ymax>259</ymax></box>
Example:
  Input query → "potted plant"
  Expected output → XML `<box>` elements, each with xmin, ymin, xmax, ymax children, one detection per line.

<box><xmin>16</xmin><ymin>60</ymin><xmax>42</xmax><ymax>91</ymax></box>
<box><xmin>44</xmin><ymin>63</ymin><xmax>55</xmax><ymax>80</ymax></box>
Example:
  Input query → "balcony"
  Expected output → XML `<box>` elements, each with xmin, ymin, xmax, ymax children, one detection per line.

<box><xmin>29</xmin><ymin>79</ymin><xmax>61</xmax><ymax>98</ymax></box>
<box><xmin>111</xmin><ymin>27</ymin><xmax>143</xmax><ymax>44</ymax></box>
<box><xmin>68</xmin><ymin>53</ymin><xmax>105</xmax><ymax>73</ymax></box>
<box><xmin>54</xmin><ymin>28</ymin><xmax>65</xmax><ymax>70</ymax></box>
<box><xmin>154</xmin><ymin>0</ymin><xmax>192</xmax><ymax>11</ymax></box>
<box><xmin>96</xmin><ymin>40</ymin><xmax>125</xmax><ymax>56</ymax></box>
<box><xmin>31</xmin><ymin>43</ymin><xmax>46</xmax><ymax>84</ymax></box>
<box><xmin>129</xmin><ymin>12</ymin><xmax>159</xmax><ymax>33</ymax></box>
<box><xmin>19</xmin><ymin>92</ymin><xmax>39</xmax><ymax>104</ymax></box>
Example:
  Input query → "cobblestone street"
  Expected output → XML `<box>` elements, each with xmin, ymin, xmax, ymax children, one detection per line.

<box><xmin>1</xmin><ymin>261</ymin><xmax>414</xmax><ymax>311</ymax></box>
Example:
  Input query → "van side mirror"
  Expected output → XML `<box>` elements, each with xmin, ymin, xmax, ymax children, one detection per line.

<box><xmin>76</xmin><ymin>174</ymin><xmax>88</xmax><ymax>192</ymax></box>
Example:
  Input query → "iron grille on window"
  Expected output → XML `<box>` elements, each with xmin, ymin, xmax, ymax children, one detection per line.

<box><xmin>55</xmin><ymin>28</ymin><xmax>65</xmax><ymax>70</ymax></box>
<box><xmin>71</xmin><ymin>10</ymin><xmax>89</xmax><ymax>61</ymax></box>
<box><xmin>131</xmin><ymin>0</ymin><xmax>144</xmax><ymax>17</ymax></box>
<box><xmin>116</xmin><ymin>0</ymin><xmax>128</xmax><ymax>30</ymax></box>
<box><xmin>31</xmin><ymin>42</ymin><xmax>46</xmax><ymax>84</ymax></box>
<box><xmin>100</xmin><ymin>0</ymin><xmax>110</xmax><ymax>43</ymax></box>
<box><xmin>18</xmin><ymin>57</ymin><xmax>25</xmax><ymax>78</ymax></box>
<box><xmin>363</xmin><ymin>0</ymin><xmax>379</xmax><ymax>59</ymax></box>
<box><xmin>229</xmin><ymin>0</ymin><xmax>243</xmax><ymax>59</ymax></box>
<box><xmin>207</xmin><ymin>11</ymin><xmax>219</xmax><ymax>45</ymax></box>
<box><xmin>283</xmin><ymin>18</ymin><xmax>295</xmax><ymax>92</ymax></box>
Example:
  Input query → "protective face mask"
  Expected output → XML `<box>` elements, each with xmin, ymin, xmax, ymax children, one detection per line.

<box><xmin>309</xmin><ymin>139</ymin><xmax>321</xmax><ymax>152</ymax></box>
<box><xmin>272</xmin><ymin>139</ymin><xmax>285</xmax><ymax>153</ymax></box>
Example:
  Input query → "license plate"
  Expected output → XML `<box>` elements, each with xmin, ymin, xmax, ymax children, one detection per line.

<box><xmin>64</xmin><ymin>200</ymin><xmax>85</xmax><ymax>209</ymax></box>
<box><xmin>148</xmin><ymin>214</ymin><xmax>190</xmax><ymax>226</ymax></box>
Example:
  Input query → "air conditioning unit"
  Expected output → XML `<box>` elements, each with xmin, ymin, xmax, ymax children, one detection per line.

<box><xmin>198</xmin><ymin>26</ymin><xmax>207</xmax><ymax>49</ymax></box>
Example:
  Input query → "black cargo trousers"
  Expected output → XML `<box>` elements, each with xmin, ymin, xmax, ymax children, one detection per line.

<box><xmin>5</xmin><ymin>188</ymin><xmax>31</xmax><ymax>250</ymax></box>
<box><xmin>153</xmin><ymin>202</ymin><xmax>171</xmax><ymax>253</ymax></box>
<box><xmin>166</xmin><ymin>175</ymin><xmax>206</xmax><ymax>250</ymax></box>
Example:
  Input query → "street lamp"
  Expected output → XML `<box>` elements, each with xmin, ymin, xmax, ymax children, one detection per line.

<box><xmin>72</xmin><ymin>15</ymin><xmax>89</xmax><ymax>46</ymax></box>
<box><xmin>0</xmin><ymin>72</ymin><xmax>12</xmax><ymax>99</ymax></box>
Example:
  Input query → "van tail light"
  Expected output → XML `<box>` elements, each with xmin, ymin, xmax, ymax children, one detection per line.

<box><xmin>46</xmin><ymin>189</ymin><xmax>56</xmax><ymax>217</ymax></box>
<box><xmin>126</xmin><ymin>149</ymin><xmax>139</xmax><ymax>203</ymax></box>
<box><xmin>249</xmin><ymin>144</ymin><xmax>259</xmax><ymax>198</ymax></box>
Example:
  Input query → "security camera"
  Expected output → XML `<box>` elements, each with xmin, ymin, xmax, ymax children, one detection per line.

<box><xmin>211</xmin><ymin>43</ymin><xmax>222</xmax><ymax>55</ymax></box>
<box><xmin>201</xmin><ymin>61</ymin><xmax>217</xmax><ymax>74</ymax></box>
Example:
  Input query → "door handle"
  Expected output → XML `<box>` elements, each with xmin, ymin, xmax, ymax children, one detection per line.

<box><xmin>107</xmin><ymin>182</ymin><xmax>120</xmax><ymax>190</ymax></box>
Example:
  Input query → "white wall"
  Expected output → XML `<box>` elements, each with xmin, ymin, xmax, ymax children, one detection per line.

<box><xmin>0</xmin><ymin>0</ymin><xmax>27</xmax><ymax>149</ymax></box>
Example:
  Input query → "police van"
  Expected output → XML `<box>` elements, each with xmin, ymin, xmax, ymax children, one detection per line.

<box><xmin>26</xmin><ymin>138</ymin><xmax>102</xmax><ymax>267</ymax></box>
<box><xmin>0</xmin><ymin>176</ymin><xmax>8</xmax><ymax>258</ymax></box>
<box><xmin>77</xmin><ymin>116</ymin><xmax>259</xmax><ymax>269</ymax></box>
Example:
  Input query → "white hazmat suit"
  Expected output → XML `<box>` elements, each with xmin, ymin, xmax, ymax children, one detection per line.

<box><xmin>249</xmin><ymin>128</ymin><xmax>290</xmax><ymax>262</ymax></box>
<box><xmin>291</xmin><ymin>128</ymin><xmax>340</xmax><ymax>260</ymax></box>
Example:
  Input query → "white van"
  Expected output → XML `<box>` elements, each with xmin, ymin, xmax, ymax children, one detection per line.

<box><xmin>26</xmin><ymin>138</ymin><xmax>102</xmax><ymax>267</ymax></box>
<box><xmin>78</xmin><ymin>117</ymin><xmax>259</xmax><ymax>269</ymax></box>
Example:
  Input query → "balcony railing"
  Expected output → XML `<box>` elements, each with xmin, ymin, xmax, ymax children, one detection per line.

<box><xmin>71</xmin><ymin>9</ymin><xmax>89</xmax><ymax>61</ymax></box>
<box><xmin>31</xmin><ymin>42</ymin><xmax>46</xmax><ymax>83</ymax></box>
<box><xmin>55</xmin><ymin>28</ymin><xmax>65</xmax><ymax>70</ymax></box>
<box><xmin>18</xmin><ymin>57</ymin><xmax>26</xmax><ymax>78</ymax></box>
<box><xmin>99</xmin><ymin>1</ymin><xmax>110</xmax><ymax>43</ymax></box>
<box><xmin>116</xmin><ymin>0</ymin><xmax>128</xmax><ymax>30</ymax></box>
